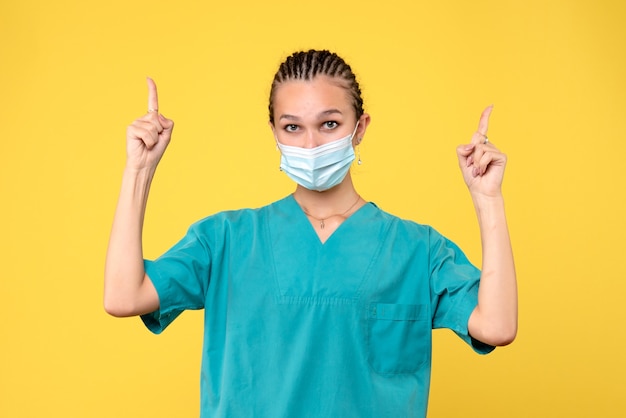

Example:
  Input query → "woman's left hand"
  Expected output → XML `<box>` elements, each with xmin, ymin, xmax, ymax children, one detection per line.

<box><xmin>456</xmin><ymin>105</ymin><xmax>507</xmax><ymax>198</ymax></box>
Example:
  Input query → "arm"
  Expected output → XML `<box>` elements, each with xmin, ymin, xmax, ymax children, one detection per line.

<box><xmin>104</xmin><ymin>78</ymin><xmax>174</xmax><ymax>317</ymax></box>
<box><xmin>457</xmin><ymin>106</ymin><xmax>518</xmax><ymax>346</ymax></box>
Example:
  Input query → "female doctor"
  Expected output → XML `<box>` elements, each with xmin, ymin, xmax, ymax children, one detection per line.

<box><xmin>104</xmin><ymin>49</ymin><xmax>517</xmax><ymax>417</ymax></box>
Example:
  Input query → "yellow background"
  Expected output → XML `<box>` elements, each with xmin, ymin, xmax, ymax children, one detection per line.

<box><xmin>1</xmin><ymin>0</ymin><xmax>625</xmax><ymax>416</ymax></box>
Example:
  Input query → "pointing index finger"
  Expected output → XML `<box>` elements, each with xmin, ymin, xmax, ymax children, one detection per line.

<box><xmin>147</xmin><ymin>77</ymin><xmax>159</xmax><ymax>113</ymax></box>
<box><xmin>477</xmin><ymin>104</ymin><xmax>493</xmax><ymax>136</ymax></box>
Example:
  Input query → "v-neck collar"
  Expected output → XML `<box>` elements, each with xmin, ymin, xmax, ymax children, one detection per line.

<box><xmin>268</xmin><ymin>195</ymin><xmax>390</xmax><ymax>301</ymax></box>
<box><xmin>286</xmin><ymin>194</ymin><xmax>374</xmax><ymax>246</ymax></box>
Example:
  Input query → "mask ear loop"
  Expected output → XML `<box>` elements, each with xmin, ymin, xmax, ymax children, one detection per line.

<box><xmin>352</xmin><ymin>121</ymin><xmax>362</xmax><ymax>165</ymax></box>
<box><xmin>275</xmin><ymin>138</ymin><xmax>282</xmax><ymax>171</ymax></box>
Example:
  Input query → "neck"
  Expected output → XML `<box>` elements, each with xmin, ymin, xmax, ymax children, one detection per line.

<box><xmin>293</xmin><ymin>173</ymin><xmax>361</xmax><ymax>218</ymax></box>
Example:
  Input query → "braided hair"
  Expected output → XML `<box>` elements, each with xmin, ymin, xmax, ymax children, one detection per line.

<box><xmin>269</xmin><ymin>49</ymin><xmax>365</xmax><ymax>124</ymax></box>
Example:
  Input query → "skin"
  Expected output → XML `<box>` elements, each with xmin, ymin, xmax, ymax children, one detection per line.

<box><xmin>270</xmin><ymin>76</ymin><xmax>371</xmax><ymax>243</ymax></box>
<box><xmin>103</xmin><ymin>78</ymin><xmax>167</xmax><ymax>317</ymax></box>
<box><xmin>104</xmin><ymin>76</ymin><xmax>517</xmax><ymax>347</ymax></box>
<box><xmin>458</xmin><ymin>106</ymin><xmax>518</xmax><ymax>346</ymax></box>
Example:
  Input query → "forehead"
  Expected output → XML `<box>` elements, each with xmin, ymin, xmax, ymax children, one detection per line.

<box><xmin>273</xmin><ymin>76</ymin><xmax>352</xmax><ymax>116</ymax></box>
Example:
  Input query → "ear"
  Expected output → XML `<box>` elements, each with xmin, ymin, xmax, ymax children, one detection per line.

<box><xmin>268</xmin><ymin>120</ymin><xmax>279</xmax><ymax>142</ymax></box>
<box><xmin>354</xmin><ymin>113</ymin><xmax>371</xmax><ymax>145</ymax></box>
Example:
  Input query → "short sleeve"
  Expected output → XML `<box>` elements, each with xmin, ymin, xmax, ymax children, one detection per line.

<box><xmin>428</xmin><ymin>228</ymin><xmax>494</xmax><ymax>354</ymax></box>
<box><xmin>140</xmin><ymin>222</ymin><xmax>212</xmax><ymax>334</ymax></box>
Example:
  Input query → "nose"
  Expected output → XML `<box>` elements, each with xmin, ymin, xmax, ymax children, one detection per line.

<box><xmin>302</xmin><ymin>129</ymin><xmax>319</xmax><ymax>149</ymax></box>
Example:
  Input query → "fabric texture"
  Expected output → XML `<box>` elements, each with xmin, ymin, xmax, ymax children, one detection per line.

<box><xmin>141</xmin><ymin>195</ymin><xmax>494</xmax><ymax>417</ymax></box>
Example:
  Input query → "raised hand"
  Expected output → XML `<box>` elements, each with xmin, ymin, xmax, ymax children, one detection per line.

<box><xmin>460</xmin><ymin>106</ymin><xmax>518</xmax><ymax>347</ymax></box>
<box><xmin>456</xmin><ymin>105</ymin><xmax>507</xmax><ymax>198</ymax></box>
<box><xmin>125</xmin><ymin>78</ymin><xmax>174</xmax><ymax>171</ymax></box>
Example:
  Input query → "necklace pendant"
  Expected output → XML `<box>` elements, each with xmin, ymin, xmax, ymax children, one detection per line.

<box><xmin>320</xmin><ymin>219</ymin><xmax>325</xmax><ymax>229</ymax></box>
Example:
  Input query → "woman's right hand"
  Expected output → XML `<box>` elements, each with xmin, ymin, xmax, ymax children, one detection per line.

<box><xmin>125</xmin><ymin>78</ymin><xmax>174</xmax><ymax>171</ymax></box>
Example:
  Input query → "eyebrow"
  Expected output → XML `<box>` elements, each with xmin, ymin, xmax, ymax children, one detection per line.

<box><xmin>278</xmin><ymin>108</ymin><xmax>343</xmax><ymax>121</ymax></box>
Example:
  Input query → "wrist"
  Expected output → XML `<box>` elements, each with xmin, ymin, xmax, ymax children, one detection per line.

<box><xmin>123</xmin><ymin>165</ymin><xmax>157</xmax><ymax>180</ymax></box>
<box><xmin>471</xmin><ymin>193</ymin><xmax>507</xmax><ymax>228</ymax></box>
<box><xmin>471</xmin><ymin>190</ymin><xmax>504</xmax><ymax>207</ymax></box>
<box><xmin>120</xmin><ymin>166</ymin><xmax>156</xmax><ymax>204</ymax></box>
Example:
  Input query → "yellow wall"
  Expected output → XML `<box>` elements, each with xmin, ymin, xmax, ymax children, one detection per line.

<box><xmin>1</xmin><ymin>0</ymin><xmax>624</xmax><ymax>416</ymax></box>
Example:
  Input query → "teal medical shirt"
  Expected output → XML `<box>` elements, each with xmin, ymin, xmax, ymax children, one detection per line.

<box><xmin>142</xmin><ymin>195</ymin><xmax>493</xmax><ymax>417</ymax></box>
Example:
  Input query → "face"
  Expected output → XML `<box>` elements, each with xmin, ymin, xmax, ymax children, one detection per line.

<box><xmin>270</xmin><ymin>76</ymin><xmax>369</xmax><ymax>149</ymax></box>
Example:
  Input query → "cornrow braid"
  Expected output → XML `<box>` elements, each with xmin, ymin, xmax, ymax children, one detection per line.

<box><xmin>269</xmin><ymin>49</ymin><xmax>365</xmax><ymax>124</ymax></box>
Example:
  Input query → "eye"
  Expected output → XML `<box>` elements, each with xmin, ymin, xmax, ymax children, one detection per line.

<box><xmin>323</xmin><ymin>121</ymin><xmax>338</xmax><ymax>130</ymax></box>
<box><xmin>284</xmin><ymin>124</ymin><xmax>298</xmax><ymax>132</ymax></box>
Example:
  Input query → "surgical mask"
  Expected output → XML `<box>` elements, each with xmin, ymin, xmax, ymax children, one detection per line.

<box><xmin>276</xmin><ymin>123</ymin><xmax>359</xmax><ymax>192</ymax></box>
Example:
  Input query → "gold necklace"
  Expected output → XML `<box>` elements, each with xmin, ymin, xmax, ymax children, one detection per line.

<box><xmin>300</xmin><ymin>194</ymin><xmax>362</xmax><ymax>229</ymax></box>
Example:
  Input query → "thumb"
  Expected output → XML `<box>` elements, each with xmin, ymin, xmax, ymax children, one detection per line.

<box><xmin>457</xmin><ymin>143</ymin><xmax>475</xmax><ymax>158</ymax></box>
<box><xmin>158</xmin><ymin>113</ymin><xmax>175</xmax><ymax>132</ymax></box>
<box><xmin>456</xmin><ymin>144</ymin><xmax>475</xmax><ymax>170</ymax></box>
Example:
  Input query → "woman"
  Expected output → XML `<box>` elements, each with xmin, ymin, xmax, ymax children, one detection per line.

<box><xmin>104</xmin><ymin>49</ymin><xmax>517</xmax><ymax>417</ymax></box>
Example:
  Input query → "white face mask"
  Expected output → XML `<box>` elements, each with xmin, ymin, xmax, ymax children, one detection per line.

<box><xmin>276</xmin><ymin>123</ymin><xmax>359</xmax><ymax>192</ymax></box>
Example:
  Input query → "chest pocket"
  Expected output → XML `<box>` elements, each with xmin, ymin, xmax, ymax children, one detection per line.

<box><xmin>367</xmin><ymin>303</ymin><xmax>431</xmax><ymax>375</ymax></box>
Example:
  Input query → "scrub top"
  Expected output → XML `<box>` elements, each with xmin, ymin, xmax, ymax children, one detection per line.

<box><xmin>141</xmin><ymin>195</ymin><xmax>493</xmax><ymax>417</ymax></box>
